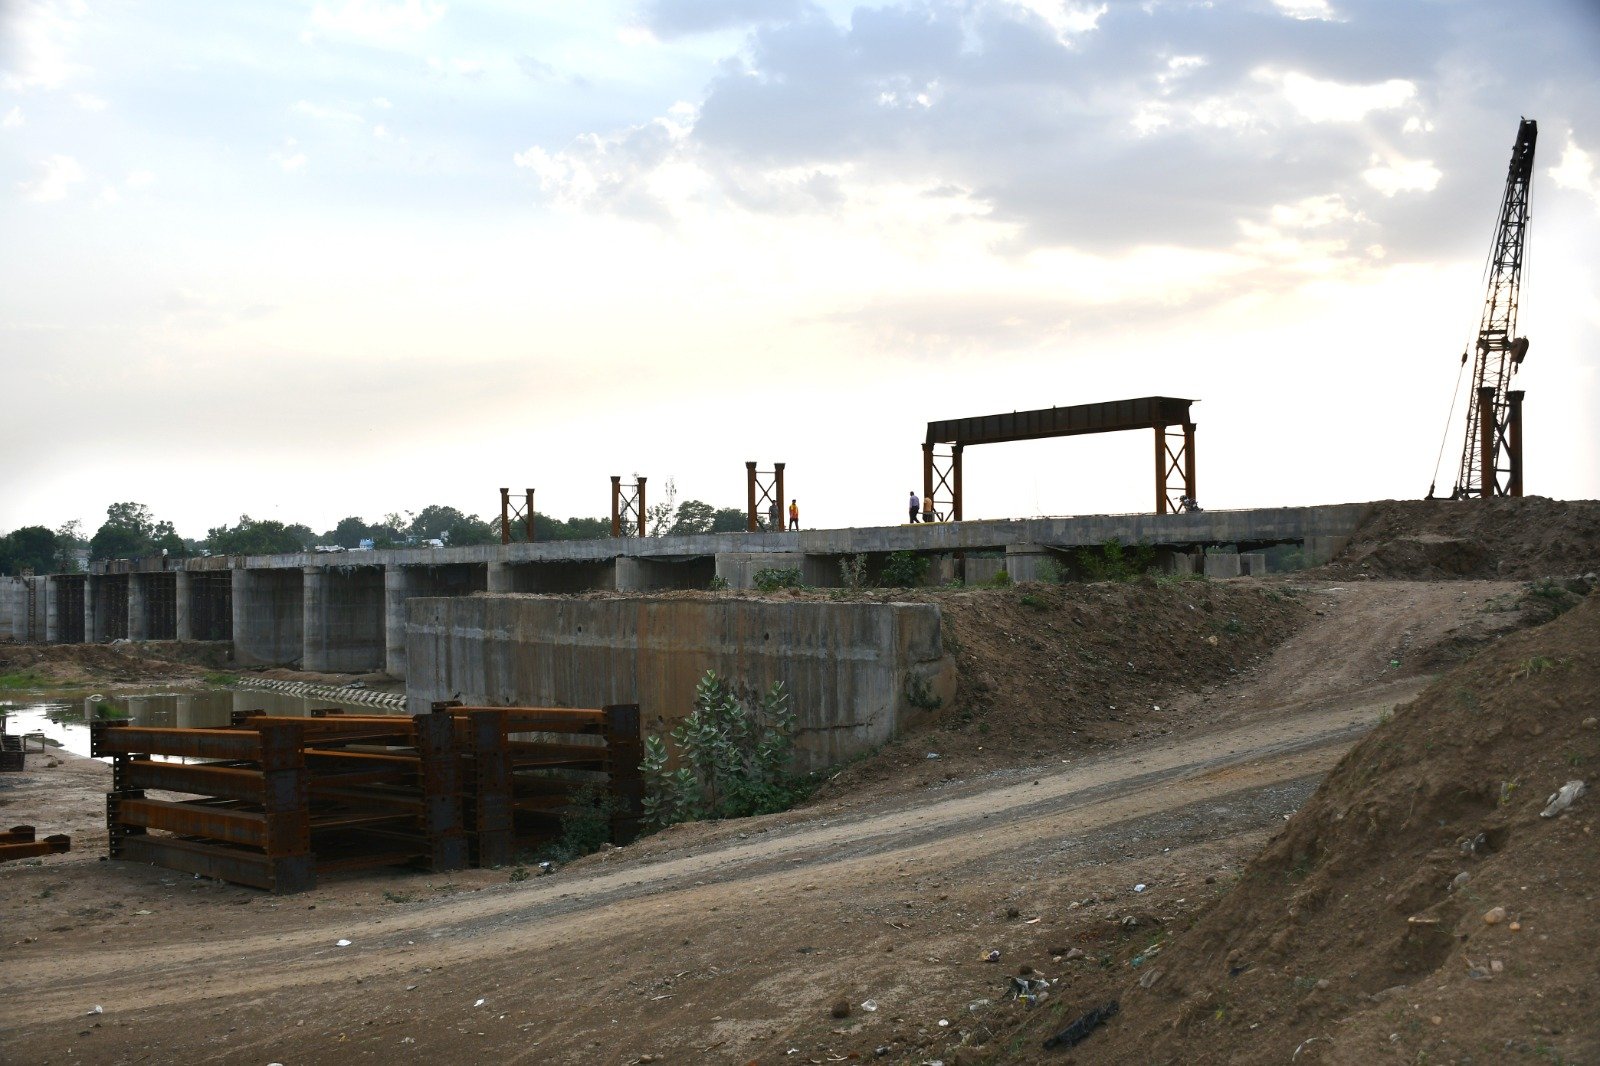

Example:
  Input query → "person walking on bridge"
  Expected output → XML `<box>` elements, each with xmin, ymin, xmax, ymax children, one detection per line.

<box><xmin>788</xmin><ymin>500</ymin><xmax>800</xmax><ymax>530</ymax></box>
<box><xmin>909</xmin><ymin>491</ymin><xmax>921</xmax><ymax>523</ymax></box>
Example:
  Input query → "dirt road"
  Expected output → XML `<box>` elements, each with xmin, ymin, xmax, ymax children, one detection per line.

<box><xmin>0</xmin><ymin>578</ymin><xmax>1525</xmax><ymax>1064</ymax></box>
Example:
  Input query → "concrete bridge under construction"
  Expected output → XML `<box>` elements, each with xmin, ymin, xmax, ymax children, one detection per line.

<box><xmin>2</xmin><ymin>503</ymin><xmax>1369</xmax><ymax>680</ymax></box>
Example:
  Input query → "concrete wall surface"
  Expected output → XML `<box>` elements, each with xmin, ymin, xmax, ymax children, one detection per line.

<box><xmin>405</xmin><ymin>594</ymin><xmax>954</xmax><ymax>771</ymax></box>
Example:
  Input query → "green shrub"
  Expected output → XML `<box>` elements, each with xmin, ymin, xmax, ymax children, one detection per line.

<box><xmin>1074</xmin><ymin>538</ymin><xmax>1155</xmax><ymax>581</ymax></box>
<box><xmin>753</xmin><ymin>567</ymin><xmax>803</xmax><ymax>592</ymax></box>
<box><xmin>838</xmin><ymin>553</ymin><xmax>868</xmax><ymax>592</ymax></box>
<box><xmin>641</xmin><ymin>671</ymin><xmax>804</xmax><ymax>830</ymax></box>
<box><xmin>881</xmin><ymin>550</ymin><xmax>929</xmax><ymax>588</ymax></box>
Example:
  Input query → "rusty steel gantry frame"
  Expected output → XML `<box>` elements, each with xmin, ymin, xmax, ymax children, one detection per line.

<box><xmin>610</xmin><ymin>476</ymin><xmax>647</xmax><ymax>538</ymax></box>
<box><xmin>745</xmin><ymin>461</ymin><xmax>786</xmax><ymax>532</ymax></box>
<box><xmin>1449</xmin><ymin>118</ymin><xmax>1536</xmax><ymax>500</ymax></box>
<box><xmin>924</xmin><ymin>397</ymin><xmax>1198</xmax><ymax>519</ymax></box>
<box><xmin>499</xmin><ymin>488</ymin><xmax>535</xmax><ymax>545</ymax></box>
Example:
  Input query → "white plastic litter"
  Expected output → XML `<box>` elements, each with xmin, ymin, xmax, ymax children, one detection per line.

<box><xmin>1541</xmin><ymin>780</ymin><xmax>1588</xmax><ymax>818</ymax></box>
<box><xmin>336</xmin><ymin>939</ymin><xmax>352</xmax><ymax>947</ymax></box>
<box><xmin>860</xmin><ymin>999</ymin><xmax>879</xmax><ymax>1012</ymax></box>
<box><xmin>474</xmin><ymin>998</ymin><xmax>486</xmax><ymax>1007</ymax></box>
<box><xmin>1134</xmin><ymin>883</ymin><xmax>1147</xmax><ymax>893</ymax></box>
<box><xmin>87</xmin><ymin>1005</ymin><xmax>103</xmax><ymax>1016</ymax></box>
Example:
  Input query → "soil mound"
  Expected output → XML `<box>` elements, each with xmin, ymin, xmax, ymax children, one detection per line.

<box><xmin>1330</xmin><ymin>497</ymin><xmax>1600</xmax><ymax>580</ymax></box>
<box><xmin>0</xmin><ymin>643</ymin><xmax>205</xmax><ymax>687</ymax></box>
<box><xmin>1074</xmin><ymin>592</ymin><xmax>1600</xmax><ymax>1064</ymax></box>
<box><xmin>816</xmin><ymin>579</ymin><xmax>1309</xmax><ymax>797</ymax></box>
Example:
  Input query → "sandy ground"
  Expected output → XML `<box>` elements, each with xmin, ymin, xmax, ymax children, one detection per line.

<box><xmin>0</xmin><ymin>578</ymin><xmax>1536</xmax><ymax>1065</ymax></box>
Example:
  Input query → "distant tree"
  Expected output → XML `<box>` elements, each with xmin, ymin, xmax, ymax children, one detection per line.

<box><xmin>667</xmin><ymin>500</ymin><xmax>717</xmax><ymax>536</ymax></box>
<box><xmin>206</xmin><ymin>515</ymin><xmax>311</xmax><ymax>556</ymax></box>
<box><xmin>532</xmin><ymin>513</ymin><xmax>612</xmax><ymax>541</ymax></box>
<box><xmin>90</xmin><ymin>502</ymin><xmax>184</xmax><ymax>561</ymax></box>
<box><xmin>410</xmin><ymin>505</ymin><xmax>496</xmax><ymax>547</ymax></box>
<box><xmin>53</xmin><ymin>520</ymin><xmax>86</xmax><ymax>573</ymax></box>
<box><xmin>646</xmin><ymin>477</ymin><xmax>678</xmax><ymax>537</ymax></box>
<box><xmin>2</xmin><ymin>526</ymin><xmax>59</xmax><ymax>574</ymax></box>
<box><xmin>325</xmin><ymin>516</ymin><xmax>373</xmax><ymax>549</ymax></box>
<box><xmin>710</xmin><ymin>507</ymin><xmax>747</xmax><ymax>533</ymax></box>
<box><xmin>370</xmin><ymin>512</ymin><xmax>410</xmax><ymax>548</ymax></box>
<box><xmin>560</xmin><ymin>516</ymin><xmax>613</xmax><ymax>540</ymax></box>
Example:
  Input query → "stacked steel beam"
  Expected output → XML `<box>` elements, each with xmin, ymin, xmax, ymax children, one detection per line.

<box><xmin>0</xmin><ymin>825</ymin><xmax>71</xmax><ymax>862</ymax></box>
<box><xmin>92</xmin><ymin>703</ymin><xmax>643</xmax><ymax>894</ymax></box>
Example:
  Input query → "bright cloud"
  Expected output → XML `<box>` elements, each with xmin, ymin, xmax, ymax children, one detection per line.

<box><xmin>309</xmin><ymin>0</ymin><xmax>445</xmax><ymax>39</ymax></box>
<box><xmin>2</xmin><ymin>106</ymin><xmax>23</xmax><ymax>127</ymax></box>
<box><xmin>17</xmin><ymin>153</ymin><xmax>84</xmax><ymax>201</ymax></box>
<box><xmin>1</xmin><ymin>0</ymin><xmax>87</xmax><ymax>92</ymax></box>
<box><xmin>1275</xmin><ymin>71</ymin><xmax>1416</xmax><ymax>123</ymax></box>
<box><xmin>1271</xmin><ymin>0</ymin><xmax>1338</xmax><ymax>20</ymax></box>
<box><xmin>1549</xmin><ymin>137</ymin><xmax>1600</xmax><ymax>209</ymax></box>
<box><xmin>1001</xmin><ymin>1</ymin><xmax>1107</xmax><ymax>45</ymax></box>
<box><xmin>1362</xmin><ymin>154</ymin><xmax>1442</xmax><ymax>196</ymax></box>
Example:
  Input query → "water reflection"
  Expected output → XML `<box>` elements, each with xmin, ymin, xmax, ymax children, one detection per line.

<box><xmin>0</xmin><ymin>690</ymin><xmax>401</xmax><ymax>759</ymax></box>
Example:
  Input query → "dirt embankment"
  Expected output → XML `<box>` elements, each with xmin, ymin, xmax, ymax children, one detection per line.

<box><xmin>1328</xmin><ymin>497</ymin><xmax>1600</xmax><ymax>581</ymax></box>
<box><xmin>988</xmin><ymin>592</ymin><xmax>1600</xmax><ymax>1064</ymax></box>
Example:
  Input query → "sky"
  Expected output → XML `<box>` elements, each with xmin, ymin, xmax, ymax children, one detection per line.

<box><xmin>2</xmin><ymin>0</ymin><xmax>1599</xmax><ymax>541</ymax></box>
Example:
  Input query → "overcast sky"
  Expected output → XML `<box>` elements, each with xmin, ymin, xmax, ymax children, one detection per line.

<box><xmin>3</xmin><ymin>0</ymin><xmax>1598</xmax><ymax>541</ymax></box>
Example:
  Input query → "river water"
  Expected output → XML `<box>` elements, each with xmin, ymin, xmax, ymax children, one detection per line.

<box><xmin>0</xmin><ymin>689</ymin><xmax>402</xmax><ymax>758</ymax></box>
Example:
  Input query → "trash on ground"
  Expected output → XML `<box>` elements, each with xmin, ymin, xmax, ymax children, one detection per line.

<box><xmin>1133</xmin><ymin>883</ymin><xmax>1147</xmax><ymax>893</ymax></box>
<box><xmin>860</xmin><ymin>999</ymin><xmax>879</xmax><ymax>1012</ymax></box>
<box><xmin>983</xmin><ymin>949</ymin><xmax>1002</xmax><ymax>963</ymax></box>
<box><xmin>1540</xmin><ymin>779</ymin><xmax>1587</xmax><ymax>818</ymax></box>
<box><xmin>335</xmin><ymin>939</ymin><xmax>352</xmax><ymax>947</ymax></box>
<box><xmin>1042</xmin><ymin>1000</ymin><xmax>1120</xmax><ymax>1050</ymax></box>
<box><xmin>1009</xmin><ymin>976</ymin><xmax>1050</xmax><ymax>1008</ymax></box>
<box><xmin>86</xmin><ymin>1005</ymin><xmax>103</xmax><ymax>1016</ymax></box>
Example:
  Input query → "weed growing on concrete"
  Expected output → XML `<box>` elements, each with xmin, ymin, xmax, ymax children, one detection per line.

<box><xmin>707</xmin><ymin>574</ymin><xmax>729</xmax><ymax>591</ymax></box>
<box><xmin>641</xmin><ymin>671</ymin><xmax>801</xmax><ymax>830</ymax></box>
<box><xmin>881</xmin><ymin>550</ymin><xmax>929</xmax><ymax>588</ymax></box>
<box><xmin>1074</xmin><ymin>538</ymin><xmax>1155</xmax><ymax>581</ymax></box>
<box><xmin>838</xmin><ymin>553</ymin><xmax>868</xmax><ymax>593</ymax></box>
<box><xmin>983</xmin><ymin>568</ymin><xmax>1012</xmax><ymax>588</ymax></box>
<box><xmin>753</xmin><ymin>567</ymin><xmax>803</xmax><ymax>592</ymax></box>
<box><xmin>203</xmin><ymin>672</ymin><xmax>241</xmax><ymax>687</ymax></box>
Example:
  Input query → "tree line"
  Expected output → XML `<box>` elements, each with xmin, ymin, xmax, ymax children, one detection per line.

<box><xmin>0</xmin><ymin>494</ymin><xmax>753</xmax><ymax>574</ymax></box>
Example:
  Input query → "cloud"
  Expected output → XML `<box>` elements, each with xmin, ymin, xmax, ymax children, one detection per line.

<box><xmin>309</xmin><ymin>0</ymin><xmax>445</xmax><ymax>40</ymax></box>
<box><xmin>1273</xmin><ymin>70</ymin><xmax>1416</xmax><ymax>123</ymax></box>
<box><xmin>17</xmin><ymin>153</ymin><xmax>84</xmax><ymax>201</ymax></box>
<box><xmin>638</xmin><ymin>0</ymin><xmax>810</xmax><ymax>39</ymax></box>
<box><xmin>2</xmin><ymin>106</ymin><xmax>22</xmax><ymax>127</ymax></box>
<box><xmin>515</xmin><ymin>107</ymin><xmax>700</xmax><ymax>220</ymax></box>
<box><xmin>1362</xmin><ymin>153</ymin><xmax>1441</xmax><ymax>196</ymax></box>
<box><xmin>1</xmin><ymin>0</ymin><xmax>87</xmax><ymax>92</ymax></box>
<box><xmin>273</xmin><ymin>139</ymin><xmax>308</xmax><ymax>172</ymax></box>
<box><xmin>72</xmin><ymin>91</ymin><xmax>107</xmax><ymax>111</ymax></box>
<box><xmin>1549</xmin><ymin>136</ymin><xmax>1600</xmax><ymax>210</ymax></box>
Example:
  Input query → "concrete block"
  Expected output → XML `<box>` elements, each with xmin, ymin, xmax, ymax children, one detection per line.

<box><xmin>1004</xmin><ymin>544</ymin><xmax>1058</xmax><ymax>583</ymax></box>
<box><xmin>963</xmin><ymin>556</ymin><xmax>1006</xmax><ymax>586</ymax></box>
<box><xmin>1203</xmin><ymin>552</ymin><xmax>1242</xmax><ymax>578</ymax></box>
<box><xmin>405</xmin><ymin>595</ymin><xmax>955</xmax><ymax>772</ymax></box>
<box><xmin>1239</xmin><ymin>553</ymin><xmax>1269</xmax><ymax>576</ymax></box>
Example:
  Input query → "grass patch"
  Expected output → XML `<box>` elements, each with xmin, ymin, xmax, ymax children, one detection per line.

<box><xmin>0</xmin><ymin>670</ymin><xmax>49</xmax><ymax>690</ymax></box>
<box><xmin>203</xmin><ymin>672</ymin><xmax>241</xmax><ymax>687</ymax></box>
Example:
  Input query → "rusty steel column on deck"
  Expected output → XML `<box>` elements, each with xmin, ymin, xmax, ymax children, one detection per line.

<box><xmin>1184</xmin><ymin>423</ymin><xmax>1197</xmax><ymax>503</ymax></box>
<box><xmin>1477</xmin><ymin>387</ymin><xmax>1497</xmax><ymax>499</ymax></box>
<box><xmin>922</xmin><ymin>443</ymin><xmax>933</xmax><ymax>513</ymax></box>
<box><xmin>636</xmin><ymin>477</ymin><xmax>648</xmax><ymax>537</ymax></box>
<box><xmin>1508</xmin><ymin>390</ymin><xmax>1525</xmax><ymax>497</ymax></box>
<box><xmin>745</xmin><ymin>462</ymin><xmax>758</xmax><ymax>531</ymax></box>
<box><xmin>951</xmin><ymin>444</ymin><xmax>964</xmax><ymax>521</ymax></box>
<box><xmin>610</xmin><ymin>476</ymin><xmax>622</xmax><ymax>537</ymax></box>
<box><xmin>523</xmin><ymin>489</ymin><xmax>535</xmax><ymax>541</ymax></box>
<box><xmin>1155</xmin><ymin>427</ymin><xmax>1168</xmax><ymax>514</ymax></box>
<box><xmin>499</xmin><ymin>488</ymin><xmax>511</xmax><ymax>545</ymax></box>
<box><xmin>774</xmin><ymin>464</ymin><xmax>785</xmax><ymax>530</ymax></box>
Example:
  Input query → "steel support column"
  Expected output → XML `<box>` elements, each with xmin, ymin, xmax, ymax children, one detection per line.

<box><xmin>1477</xmin><ymin>386</ymin><xmax>1497</xmax><ymax>499</ymax></box>
<box><xmin>499</xmin><ymin>488</ymin><xmax>535</xmax><ymax>545</ymax></box>
<box><xmin>1507</xmin><ymin>390</ymin><xmax>1524</xmax><ymax>497</ymax></box>
<box><xmin>745</xmin><ymin>462</ymin><xmax>786</xmax><ymax>531</ymax></box>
